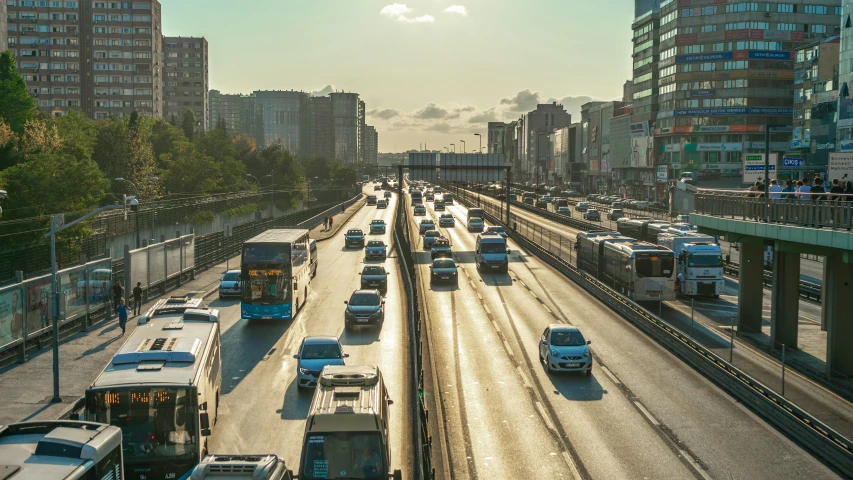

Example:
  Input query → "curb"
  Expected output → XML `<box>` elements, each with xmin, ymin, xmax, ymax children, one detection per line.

<box><xmin>314</xmin><ymin>199</ymin><xmax>368</xmax><ymax>243</ymax></box>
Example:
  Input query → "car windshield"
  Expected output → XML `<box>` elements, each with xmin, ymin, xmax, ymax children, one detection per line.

<box><xmin>433</xmin><ymin>259</ymin><xmax>455</xmax><ymax>268</ymax></box>
<box><xmin>551</xmin><ymin>330</ymin><xmax>586</xmax><ymax>347</ymax></box>
<box><xmin>480</xmin><ymin>242</ymin><xmax>506</xmax><ymax>253</ymax></box>
<box><xmin>347</xmin><ymin>230</ymin><xmax>363</xmax><ymax>236</ymax></box>
<box><xmin>425</xmin><ymin>231</ymin><xmax>440</xmax><ymax>237</ymax></box>
<box><xmin>363</xmin><ymin>266</ymin><xmax>385</xmax><ymax>275</ymax></box>
<box><xmin>421</xmin><ymin>222</ymin><xmax>434</xmax><ymax>227</ymax></box>
<box><xmin>222</xmin><ymin>272</ymin><xmax>239</xmax><ymax>281</ymax></box>
<box><xmin>349</xmin><ymin>293</ymin><xmax>380</xmax><ymax>306</ymax></box>
<box><xmin>300</xmin><ymin>432</ymin><xmax>385</xmax><ymax>480</ymax></box>
<box><xmin>441</xmin><ymin>214</ymin><xmax>452</xmax><ymax>218</ymax></box>
<box><xmin>367</xmin><ymin>241</ymin><xmax>384</xmax><ymax>247</ymax></box>
<box><xmin>689</xmin><ymin>254</ymin><xmax>723</xmax><ymax>268</ymax></box>
<box><xmin>301</xmin><ymin>343</ymin><xmax>342</xmax><ymax>360</ymax></box>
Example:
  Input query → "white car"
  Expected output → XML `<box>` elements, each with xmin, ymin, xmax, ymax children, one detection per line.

<box><xmin>468</xmin><ymin>217</ymin><xmax>485</xmax><ymax>232</ymax></box>
<box><xmin>539</xmin><ymin>324</ymin><xmax>592</xmax><ymax>375</ymax></box>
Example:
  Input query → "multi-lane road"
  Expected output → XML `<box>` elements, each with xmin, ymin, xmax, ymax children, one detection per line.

<box><xmin>404</xmin><ymin>186</ymin><xmax>840</xmax><ymax>479</ymax></box>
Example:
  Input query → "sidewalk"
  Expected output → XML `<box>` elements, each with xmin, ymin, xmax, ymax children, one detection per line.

<box><xmin>0</xmin><ymin>255</ymin><xmax>241</xmax><ymax>425</ymax></box>
<box><xmin>0</xmin><ymin>197</ymin><xmax>368</xmax><ymax>425</ymax></box>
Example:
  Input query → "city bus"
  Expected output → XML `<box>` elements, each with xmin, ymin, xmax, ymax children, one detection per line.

<box><xmin>78</xmin><ymin>296</ymin><xmax>222</xmax><ymax>480</ymax></box>
<box><xmin>600</xmin><ymin>241</ymin><xmax>677</xmax><ymax>302</ymax></box>
<box><xmin>0</xmin><ymin>420</ymin><xmax>123</xmax><ymax>479</ymax></box>
<box><xmin>241</xmin><ymin>229</ymin><xmax>312</xmax><ymax>320</ymax></box>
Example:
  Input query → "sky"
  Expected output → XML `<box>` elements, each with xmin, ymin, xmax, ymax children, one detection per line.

<box><xmin>161</xmin><ymin>0</ymin><xmax>635</xmax><ymax>152</ymax></box>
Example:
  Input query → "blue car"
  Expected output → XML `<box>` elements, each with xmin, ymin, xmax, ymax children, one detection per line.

<box><xmin>344</xmin><ymin>228</ymin><xmax>365</xmax><ymax>248</ymax></box>
<box><xmin>294</xmin><ymin>336</ymin><xmax>348</xmax><ymax>390</ymax></box>
<box><xmin>370</xmin><ymin>219</ymin><xmax>386</xmax><ymax>234</ymax></box>
<box><xmin>365</xmin><ymin>240</ymin><xmax>387</xmax><ymax>259</ymax></box>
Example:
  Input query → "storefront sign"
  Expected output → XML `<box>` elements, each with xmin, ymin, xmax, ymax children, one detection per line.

<box><xmin>672</xmin><ymin>107</ymin><xmax>792</xmax><ymax>116</ymax></box>
<box><xmin>812</xmin><ymin>90</ymin><xmax>839</xmax><ymax>105</ymax></box>
<box><xmin>748</xmin><ymin>50</ymin><xmax>793</xmax><ymax>60</ymax></box>
<box><xmin>630</xmin><ymin>121</ymin><xmax>649</xmax><ymax>138</ymax></box>
<box><xmin>783</xmin><ymin>157</ymin><xmax>805</xmax><ymax>167</ymax></box>
<box><xmin>689</xmin><ymin>89</ymin><xmax>716</xmax><ymax>98</ymax></box>
<box><xmin>696</xmin><ymin>142</ymin><xmax>743</xmax><ymax>152</ymax></box>
<box><xmin>656</xmin><ymin>165</ymin><xmax>668</xmax><ymax>182</ymax></box>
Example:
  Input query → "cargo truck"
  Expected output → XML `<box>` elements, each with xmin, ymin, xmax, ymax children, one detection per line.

<box><xmin>658</xmin><ymin>231</ymin><xmax>724</xmax><ymax>297</ymax></box>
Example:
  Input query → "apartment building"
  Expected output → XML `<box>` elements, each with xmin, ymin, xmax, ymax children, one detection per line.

<box><xmin>309</xmin><ymin>95</ymin><xmax>333</xmax><ymax>159</ymax></box>
<box><xmin>652</xmin><ymin>0</ymin><xmax>840</xmax><ymax>180</ymax></box>
<box><xmin>163</xmin><ymin>36</ymin><xmax>208</xmax><ymax>133</ymax></box>
<box><xmin>6</xmin><ymin>0</ymin><xmax>163</xmax><ymax>119</ymax></box>
<box><xmin>836</xmin><ymin>0</ymin><xmax>853</xmax><ymax>151</ymax></box>
<box><xmin>253</xmin><ymin>90</ymin><xmax>310</xmax><ymax>152</ymax></box>
<box><xmin>1</xmin><ymin>0</ymin><xmax>8</xmax><ymax>52</ymax></box>
<box><xmin>515</xmin><ymin>102</ymin><xmax>571</xmax><ymax>181</ymax></box>
<box><xmin>358</xmin><ymin>99</ymin><xmax>366</xmax><ymax>163</ymax></box>
<box><xmin>362</xmin><ymin>125</ymin><xmax>378</xmax><ymax>164</ymax></box>
<box><xmin>208</xmin><ymin>89</ymin><xmax>255</xmax><ymax>137</ymax></box>
<box><xmin>331</xmin><ymin>92</ymin><xmax>361</xmax><ymax>164</ymax></box>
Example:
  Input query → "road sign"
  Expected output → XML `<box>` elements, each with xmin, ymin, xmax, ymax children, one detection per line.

<box><xmin>783</xmin><ymin>157</ymin><xmax>805</xmax><ymax>167</ymax></box>
<box><xmin>742</xmin><ymin>153</ymin><xmax>777</xmax><ymax>184</ymax></box>
<box><xmin>828</xmin><ymin>153</ymin><xmax>853</xmax><ymax>182</ymax></box>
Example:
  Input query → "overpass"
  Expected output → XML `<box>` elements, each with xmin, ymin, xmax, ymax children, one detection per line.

<box><xmin>692</xmin><ymin>191</ymin><xmax>853</xmax><ymax>378</ymax></box>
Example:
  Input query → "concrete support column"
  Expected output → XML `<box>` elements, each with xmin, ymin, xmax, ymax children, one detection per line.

<box><xmin>825</xmin><ymin>255</ymin><xmax>853</xmax><ymax>378</ymax></box>
<box><xmin>737</xmin><ymin>240</ymin><xmax>765</xmax><ymax>335</ymax></box>
<box><xmin>821</xmin><ymin>260</ymin><xmax>829</xmax><ymax>331</ymax></box>
<box><xmin>770</xmin><ymin>249</ymin><xmax>800</xmax><ymax>350</ymax></box>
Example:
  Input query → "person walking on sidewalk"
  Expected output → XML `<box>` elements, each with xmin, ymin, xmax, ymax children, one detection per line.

<box><xmin>328</xmin><ymin>216</ymin><xmax>334</xmax><ymax>231</ymax></box>
<box><xmin>115</xmin><ymin>298</ymin><xmax>130</xmax><ymax>336</ymax></box>
<box><xmin>112</xmin><ymin>281</ymin><xmax>124</xmax><ymax>311</ymax></box>
<box><xmin>323</xmin><ymin>217</ymin><xmax>328</xmax><ymax>231</ymax></box>
<box><xmin>132</xmin><ymin>282</ymin><xmax>143</xmax><ymax>316</ymax></box>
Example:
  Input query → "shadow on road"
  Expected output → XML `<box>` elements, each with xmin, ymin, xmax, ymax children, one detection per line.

<box><xmin>544</xmin><ymin>367</ymin><xmax>608</xmax><ymax>401</ymax></box>
<box><xmin>340</xmin><ymin>325</ymin><xmax>382</xmax><ymax>346</ymax></box>
<box><xmin>221</xmin><ymin>319</ymin><xmax>292</xmax><ymax>394</ymax></box>
<box><xmin>279</xmin><ymin>377</ymin><xmax>312</xmax><ymax>420</ymax></box>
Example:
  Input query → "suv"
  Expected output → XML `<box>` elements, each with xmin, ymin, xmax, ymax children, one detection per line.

<box><xmin>298</xmin><ymin>365</ymin><xmax>401</xmax><ymax>480</ymax></box>
<box><xmin>575</xmin><ymin>202</ymin><xmax>589</xmax><ymax>212</ymax></box>
<box><xmin>557</xmin><ymin>207</ymin><xmax>572</xmax><ymax>216</ymax></box>
<box><xmin>360</xmin><ymin>264</ymin><xmax>389</xmax><ymax>292</ymax></box>
<box><xmin>583</xmin><ymin>209</ymin><xmax>601</xmax><ymax>221</ymax></box>
<box><xmin>343</xmin><ymin>289</ymin><xmax>385</xmax><ymax>330</ymax></box>
<box><xmin>377</xmin><ymin>199</ymin><xmax>387</xmax><ymax>209</ymax></box>
<box><xmin>369</xmin><ymin>219</ymin><xmax>386</xmax><ymax>234</ymax></box>
<box><xmin>343</xmin><ymin>228</ymin><xmax>365</xmax><ymax>248</ymax></box>
<box><xmin>430</xmin><ymin>237</ymin><xmax>452</xmax><ymax>259</ymax></box>
<box><xmin>607</xmin><ymin>208</ymin><xmax>624</xmax><ymax>220</ymax></box>
<box><xmin>293</xmin><ymin>336</ymin><xmax>347</xmax><ymax>390</ymax></box>
<box><xmin>367</xmin><ymin>195</ymin><xmax>377</xmax><ymax>206</ymax></box>
<box><xmin>442</xmin><ymin>193</ymin><xmax>454</xmax><ymax>205</ymax></box>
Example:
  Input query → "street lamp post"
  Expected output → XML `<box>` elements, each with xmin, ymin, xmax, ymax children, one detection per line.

<box><xmin>245</xmin><ymin>174</ymin><xmax>261</xmax><ymax>212</ymax></box>
<box><xmin>474</xmin><ymin>133</ymin><xmax>482</xmax><ymax>153</ymax></box>
<box><xmin>114</xmin><ymin>178</ymin><xmax>140</xmax><ymax>248</ymax></box>
<box><xmin>450</xmin><ymin>143</ymin><xmax>455</xmax><ymax>153</ymax></box>
<box><xmin>263</xmin><ymin>174</ymin><xmax>273</xmax><ymax>217</ymax></box>
<box><xmin>460</xmin><ymin>140</ymin><xmax>466</xmax><ymax>154</ymax></box>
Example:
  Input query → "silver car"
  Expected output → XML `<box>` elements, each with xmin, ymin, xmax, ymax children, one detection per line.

<box><xmin>438</xmin><ymin>213</ymin><xmax>455</xmax><ymax>227</ymax></box>
<box><xmin>539</xmin><ymin>325</ymin><xmax>592</xmax><ymax>375</ymax></box>
<box><xmin>468</xmin><ymin>217</ymin><xmax>485</xmax><ymax>232</ymax></box>
<box><xmin>218</xmin><ymin>270</ymin><xmax>241</xmax><ymax>299</ymax></box>
<box><xmin>294</xmin><ymin>336</ymin><xmax>348</xmax><ymax>390</ymax></box>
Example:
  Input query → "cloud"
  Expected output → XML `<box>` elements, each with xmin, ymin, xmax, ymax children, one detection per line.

<box><xmin>368</xmin><ymin>108</ymin><xmax>402</xmax><ymax>120</ymax></box>
<box><xmin>311</xmin><ymin>84</ymin><xmax>335</xmax><ymax>96</ymax></box>
<box><xmin>454</xmin><ymin>105</ymin><xmax>476</xmax><ymax>113</ymax></box>
<box><xmin>380</xmin><ymin>3</ymin><xmax>435</xmax><ymax>23</ymax></box>
<box><xmin>546</xmin><ymin>95</ymin><xmax>597</xmax><ymax>119</ymax></box>
<box><xmin>468</xmin><ymin>108</ymin><xmax>499</xmax><ymax>124</ymax></box>
<box><xmin>426</xmin><ymin>123</ymin><xmax>453</xmax><ymax>133</ymax></box>
<box><xmin>443</xmin><ymin>5</ymin><xmax>468</xmax><ymax>16</ymax></box>
<box><xmin>499</xmin><ymin>89</ymin><xmax>541</xmax><ymax>112</ymax></box>
<box><xmin>413</xmin><ymin>103</ymin><xmax>449</xmax><ymax>119</ymax></box>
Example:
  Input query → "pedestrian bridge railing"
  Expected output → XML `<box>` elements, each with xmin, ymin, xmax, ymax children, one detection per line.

<box><xmin>695</xmin><ymin>189</ymin><xmax>853</xmax><ymax>230</ymax></box>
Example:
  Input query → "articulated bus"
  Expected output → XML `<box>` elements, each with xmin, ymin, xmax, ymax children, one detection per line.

<box><xmin>600</xmin><ymin>242</ymin><xmax>677</xmax><ymax>302</ymax></box>
<box><xmin>0</xmin><ymin>420</ymin><xmax>123</xmax><ymax>480</ymax></box>
<box><xmin>241</xmin><ymin>229</ymin><xmax>312</xmax><ymax>320</ymax></box>
<box><xmin>78</xmin><ymin>296</ymin><xmax>222</xmax><ymax>480</ymax></box>
<box><xmin>577</xmin><ymin>233</ymin><xmax>636</xmax><ymax>278</ymax></box>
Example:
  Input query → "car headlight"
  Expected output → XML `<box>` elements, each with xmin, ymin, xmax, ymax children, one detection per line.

<box><xmin>298</xmin><ymin>368</ymin><xmax>310</xmax><ymax>375</ymax></box>
<box><xmin>551</xmin><ymin>349</ymin><xmax>559</xmax><ymax>357</ymax></box>
<box><xmin>345</xmin><ymin>310</ymin><xmax>354</xmax><ymax>318</ymax></box>
<box><xmin>583</xmin><ymin>351</ymin><xmax>590</xmax><ymax>358</ymax></box>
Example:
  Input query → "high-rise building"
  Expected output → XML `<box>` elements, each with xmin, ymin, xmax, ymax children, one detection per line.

<box><xmin>363</xmin><ymin>125</ymin><xmax>378</xmax><ymax>164</ymax></box>
<box><xmin>651</xmin><ymin>0</ymin><xmax>840</xmax><ymax>183</ymax></box>
<box><xmin>163</xmin><ymin>36</ymin><xmax>208</xmax><ymax>133</ymax></box>
<box><xmin>358</xmin><ymin>99</ymin><xmax>366</xmax><ymax>163</ymax></box>
<box><xmin>252</xmin><ymin>90</ymin><xmax>310</xmax><ymax>152</ymax></box>
<box><xmin>634</xmin><ymin>0</ymin><xmax>661</xmax><ymax>17</ymax></box>
<box><xmin>331</xmin><ymin>92</ymin><xmax>361</xmax><ymax>164</ymax></box>
<box><xmin>487</xmin><ymin>122</ymin><xmax>505</xmax><ymax>153</ymax></box>
<box><xmin>6</xmin><ymin>0</ymin><xmax>163</xmax><ymax>119</ymax></box>
<box><xmin>309</xmin><ymin>95</ymin><xmax>333</xmax><ymax>159</ymax></box>
<box><xmin>1</xmin><ymin>0</ymin><xmax>8</xmax><ymax>52</ymax></box>
<box><xmin>209</xmin><ymin>90</ymin><xmax>255</xmax><ymax>137</ymax></box>
<box><xmin>836</xmin><ymin>0</ymin><xmax>853</xmax><ymax>152</ymax></box>
<box><xmin>516</xmin><ymin>102</ymin><xmax>571</xmax><ymax>182</ymax></box>
<box><xmin>622</xmin><ymin>80</ymin><xmax>633</xmax><ymax>104</ymax></box>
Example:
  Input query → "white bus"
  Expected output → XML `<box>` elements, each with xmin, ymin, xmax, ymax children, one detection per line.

<box><xmin>78</xmin><ymin>296</ymin><xmax>222</xmax><ymax>480</ymax></box>
<box><xmin>0</xmin><ymin>420</ymin><xmax>123</xmax><ymax>480</ymax></box>
<box><xmin>601</xmin><ymin>241</ymin><xmax>677</xmax><ymax>302</ymax></box>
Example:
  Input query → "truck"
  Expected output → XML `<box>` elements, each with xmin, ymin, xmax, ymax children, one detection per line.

<box><xmin>657</xmin><ymin>231</ymin><xmax>724</xmax><ymax>297</ymax></box>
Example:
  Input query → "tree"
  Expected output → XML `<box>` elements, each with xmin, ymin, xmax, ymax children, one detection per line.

<box><xmin>161</xmin><ymin>142</ymin><xmax>221</xmax><ymax>194</ymax></box>
<box><xmin>52</xmin><ymin>110</ymin><xmax>98</xmax><ymax>161</ymax></box>
<box><xmin>0</xmin><ymin>52</ymin><xmax>37</xmax><ymax>134</ymax></box>
<box><xmin>20</xmin><ymin>119</ymin><xmax>62</xmax><ymax>153</ymax></box>
<box><xmin>92</xmin><ymin>117</ymin><xmax>131</xmax><ymax>180</ymax></box>
<box><xmin>181</xmin><ymin>109</ymin><xmax>196</xmax><ymax>139</ymax></box>
<box><xmin>0</xmin><ymin>152</ymin><xmax>109</xmax><ymax>219</ymax></box>
<box><xmin>150</xmin><ymin>118</ymin><xmax>188</xmax><ymax>169</ymax></box>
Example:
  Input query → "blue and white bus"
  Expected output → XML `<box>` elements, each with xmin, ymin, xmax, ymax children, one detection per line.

<box><xmin>241</xmin><ymin>229</ymin><xmax>312</xmax><ymax>320</ymax></box>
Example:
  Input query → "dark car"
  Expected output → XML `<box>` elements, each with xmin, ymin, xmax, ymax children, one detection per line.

<box><xmin>583</xmin><ymin>209</ymin><xmax>601</xmax><ymax>221</ymax></box>
<box><xmin>360</xmin><ymin>265</ymin><xmax>389</xmax><ymax>292</ymax></box>
<box><xmin>365</xmin><ymin>240</ymin><xmax>387</xmax><ymax>259</ymax></box>
<box><xmin>343</xmin><ymin>228</ymin><xmax>365</xmax><ymax>248</ymax></box>
<box><xmin>434</xmin><ymin>201</ymin><xmax>446</xmax><ymax>211</ymax></box>
<box><xmin>413</xmin><ymin>204</ymin><xmax>426</xmax><ymax>216</ymax></box>
<box><xmin>218</xmin><ymin>270</ymin><xmax>241</xmax><ymax>299</ymax></box>
<box><xmin>430</xmin><ymin>258</ymin><xmax>458</xmax><ymax>285</ymax></box>
<box><xmin>484</xmin><ymin>226</ymin><xmax>507</xmax><ymax>238</ymax></box>
<box><xmin>431</xmin><ymin>237</ymin><xmax>452</xmax><ymax>259</ymax></box>
<box><xmin>369</xmin><ymin>219</ymin><xmax>386</xmax><ymax>234</ymax></box>
<box><xmin>344</xmin><ymin>289</ymin><xmax>385</xmax><ymax>330</ymax></box>
<box><xmin>374</xmin><ymin>185</ymin><xmax>382</xmax><ymax>191</ymax></box>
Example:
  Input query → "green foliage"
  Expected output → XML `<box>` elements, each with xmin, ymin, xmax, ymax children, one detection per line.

<box><xmin>0</xmin><ymin>52</ymin><xmax>37</xmax><ymax>133</ymax></box>
<box><xmin>52</xmin><ymin>111</ymin><xmax>98</xmax><ymax>160</ymax></box>
<box><xmin>0</xmin><ymin>152</ymin><xmax>109</xmax><ymax>218</ymax></box>
<box><xmin>222</xmin><ymin>203</ymin><xmax>258</xmax><ymax>217</ymax></box>
<box><xmin>161</xmin><ymin>141</ymin><xmax>221</xmax><ymax>194</ymax></box>
<box><xmin>186</xmin><ymin>210</ymin><xmax>215</xmax><ymax>224</ymax></box>
<box><xmin>181</xmin><ymin>109</ymin><xmax>196</xmax><ymax>139</ymax></box>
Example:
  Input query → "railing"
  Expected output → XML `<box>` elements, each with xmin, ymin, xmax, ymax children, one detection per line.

<box><xmin>695</xmin><ymin>189</ymin><xmax>853</xmax><ymax>230</ymax></box>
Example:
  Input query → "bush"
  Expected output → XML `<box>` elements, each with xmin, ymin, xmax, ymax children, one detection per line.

<box><xmin>222</xmin><ymin>203</ymin><xmax>258</xmax><ymax>217</ymax></box>
<box><xmin>186</xmin><ymin>210</ymin><xmax>215</xmax><ymax>224</ymax></box>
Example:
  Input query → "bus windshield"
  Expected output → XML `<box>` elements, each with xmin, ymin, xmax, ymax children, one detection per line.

<box><xmin>86</xmin><ymin>388</ymin><xmax>197</xmax><ymax>464</ymax></box>
<box><xmin>243</xmin><ymin>267</ymin><xmax>291</xmax><ymax>304</ymax></box>
<box><xmin>301</xmin><ymin>432</ymin><xmax>386</xmax><ymax>479</ymax></box>
<box><xmin>635</xmin><ymin>254</ymin><xmax>674</xmax><ymax>278</ymax></box>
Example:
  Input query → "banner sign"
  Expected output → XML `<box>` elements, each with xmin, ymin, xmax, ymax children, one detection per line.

<box><xmin>689</xmin><ymin>89</ymin><xmax>716</xmax><ymax>97</ymax></box>
<box><xmin>673</xmin><ymin>107</ymin><xmax>792</xmax><ymax>116</ymax></box>
<box><xmin>630</xmin><ymin>121</ymin><xmax>649</xmax><ymax>138</ymax></box>
<box><xmin>783</xmin><ymin>157</ymin><xmax>805</xmax><ymax>167</ymax></box>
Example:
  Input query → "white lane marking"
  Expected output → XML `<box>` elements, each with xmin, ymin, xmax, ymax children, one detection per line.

<box><xmin>535</xmin><ymin>401</ymin><xmax>557</xmax><ymax>432</ymax></box>
<box><xmin>634</xmin><ymin>401</ymin><xmax>660</xmax><ymax>426</ymax></box>
<box><xmin>519</xmin><ymin>280</ymin><xmax>528</xmax><ymax>289</ymax></box>
<box><xmin>483</xmin><ymin>305</ymin><xmax>491</xmax><ymax>316</ymax></box>
<box><xmin>542</xmin><ymin>304</ymin><xmax>553</xmax><ymax>314</ymax></box>
<box><xmin>529</xmin><ymin>291</ymin><xmax>539</xmax><ymax>300</ymax></box>
<box><xmin>477</xmin><ymin>293</ymin><xmax>483</xmax><ymax>301</ymax></box>
<box><xmin>517</xmin><ymin>366</ymin><xmax>532</xmax><ymax>389</ymax></box>
<box><xmin>502</xmin><ymin>340</ymin><xmax>513</xmax><ymax>356</ymax></box>
<box><xmin>562</xmin><ymin>451</ymin><xmax>583</xmax><ymax>480</ymax></box>
<box><xmin>600</xmin><ymin>365</ymin><xmax>620</xmax><ymax>385</ymax></box>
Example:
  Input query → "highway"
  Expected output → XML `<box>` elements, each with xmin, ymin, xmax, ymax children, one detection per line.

<box><xmin>207</xmin><ymin>186</ymin><xmax>414</xmax><ymax>475</ymax></box>
<box><xmin>461</xmin><ymin>188</ymin><xmax>853</xmax><ymax>439</ymax></box>
<box><xmin>405</xmin><ymin>185</ymin><xmax>840</xmax><ymax>479</ymax></box>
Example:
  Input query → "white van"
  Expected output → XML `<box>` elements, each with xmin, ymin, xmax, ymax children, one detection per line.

<box><xmin>299</xmin><ymin>365</ymin><xmax>402</xmax><ymax>480</ymax></box>
<box><xmin>475</xmin><ymin>233</ymin><xmax>510</xmax><ymax>272</ymax></box>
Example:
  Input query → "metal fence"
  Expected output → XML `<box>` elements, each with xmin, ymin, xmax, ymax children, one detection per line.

<box><xmin>696</xmin><ymin>190</ymin><xmax>853</xmax><ymax>230</ymax></box>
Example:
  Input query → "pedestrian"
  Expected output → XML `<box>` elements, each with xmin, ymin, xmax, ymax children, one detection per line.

<box><xmin>115</xmin><ymin>298</ymin><xmax>130</xmax><ymax>336</ymax></box>
<box><xmin>132</xmin><ymin>282</ymin><xmax>143</xmax><ymax>316</ymax></box>
<box><xmin>111</xmin><ymin>281</ymin><xmax>123</xmax><ymax>311</ymax></box>
<box><xmin>768</xmin><ymin>179</ymin><xmax>782</xmax><ymax>201</ymax></box>
<box><xmin>811</xmin><ymin>177</ymin><xmax>826</xmax><ymax>227</ymax></box>
<box><xmin>328</xmin><ymin>216</ymin><xmax>334</xmax><ymax>230</ymax></box>
<box><xmin>830</xmin><ymin>178</ymin><xmax>845</xmax><ymax>201</ymax></box>
<box><xmin>323</xmin><ymin>217</ymin><xmax>328</xmax><ymax>231</ymax></box>
<box><xmin>798</xmin><ymin>179</ymin><xmax>811</xmax><ymax>202</ymax></box>
<box><xmin>782</xmin><ymin>180</ymin><xmax>796</xmax><ymax>199</ymax></box>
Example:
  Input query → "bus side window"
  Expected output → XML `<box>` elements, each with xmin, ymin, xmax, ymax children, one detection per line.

<box><xmin>91</xmin><ymin>444</ymin><xmax>121</xmax><ymax>480</ymax></box>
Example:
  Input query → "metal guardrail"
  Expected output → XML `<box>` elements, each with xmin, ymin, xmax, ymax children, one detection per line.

<box><xmin>394</xmin><ymin>195</ymin><xmax>436</xmax><ymax>480</ymax></box>
<box><xmin>453</xmin><ymin>188</ymin><xmax>853</xmax><ymax>476</ymax></box>
<box><xmin>695</xmin><ymin>190</ymin><xmax>853</xmax><ymax>230</ymax></box>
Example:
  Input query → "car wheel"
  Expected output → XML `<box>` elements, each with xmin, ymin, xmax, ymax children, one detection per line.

<box><xmin>218</xmin><ymin>294</ymin><xmax>223</xmax><ymax>300</ymax></box>
<box><xmin>297</xmin><ymin>383</ymin><xmax>307</xmax><ymax>391</ymax></box>
<box><xmin>545</xmin><ymin>355</ymin><xmax>554</xmax><ymax>373</ymax></box>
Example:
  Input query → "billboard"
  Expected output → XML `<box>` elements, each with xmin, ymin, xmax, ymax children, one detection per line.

<box><xmin>828</xmin><ymin>153</ymin><xmax>853</xmax><ymax>183</ymax></box>
<box><xmin>630</xmin><ymin>121</ymin><xmax>649</xmax><ymax>138</ymax></box>
<box><xmin>439</xmin><ymin>153</ymin><xmax>504</xmax><ymax>182</ymax></box>
<box><xmin>631</xmin><ymin>136</ymin><xmax>653</xmax><ymax>168</ymax></box>
<box><xmin>743</xmin><ymin>153</ymin><xmax>777</xmax><ymax>184</ymax></box>
<box><xmin>0</xmin><ymin>287</ymin><xmax>25</xmax><ymax>348</ymax></box>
